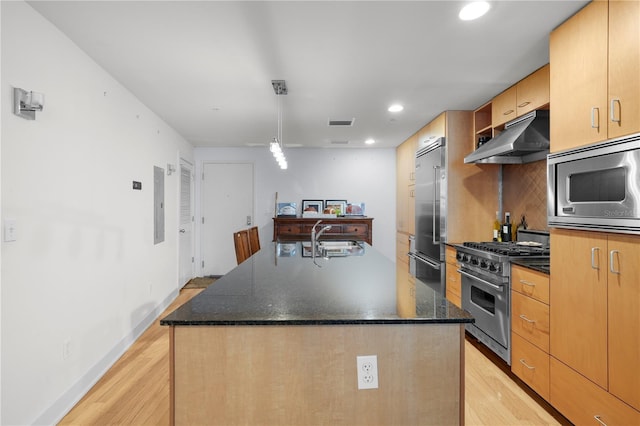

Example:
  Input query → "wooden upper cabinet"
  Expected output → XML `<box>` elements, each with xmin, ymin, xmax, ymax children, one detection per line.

<box><xmin>492</xmin><ymin>85</ymin><xmax>517</xmax><ymax>128</ymax></box>
<box><xmin>550</xmin><ymin>0</ymin><xmax>639</xmax><ymax>152</ymax></box>
<box><xmin>396</xmin><ymin>134</ymin><xmax>417</xmax><ymax>234</ymax></box>
<box><xmin>516</xmin><ymin>64</ymin><xmax>550</xmax><ymax>116</ymax></box>
<box><xmin>492</xmin><ymin>65</ymin><xmax>550</xmax><ymax>129</ymax></box>
<box><xmin>417</xmin><ymin>112</ymin><xmax>446</xmax><ymax>142</ymax></box>
<box><xmin>608</xmin><ymin>0</ymin><xmax>640</xmax><ymax>139</ymax></box>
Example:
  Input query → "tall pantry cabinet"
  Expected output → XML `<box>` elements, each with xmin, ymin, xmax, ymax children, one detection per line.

<box><xmin>548</xmin><ymin>1</ymin><xmax>640</xmax><ymax>424</ymax></box>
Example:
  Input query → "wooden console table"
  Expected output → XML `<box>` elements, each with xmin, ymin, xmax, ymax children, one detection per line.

<box><xmin>273</xmin><ymin>217</ymin><xmax>373</xmax><ymax>245</ymax></box>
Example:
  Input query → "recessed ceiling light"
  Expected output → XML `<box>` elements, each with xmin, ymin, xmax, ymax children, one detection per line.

<box><xmin>365</xmin><ymin>139</ymin><xmax>375</xmax><ymax>145</ymax></box>
<box><xmin>388</xmin><ymin>104</ymin><xmax>404</xmax><ymax>113</ymax></box>
<box><xmin>459</xmin><ymin>1</ymin><xmax>490</xmax><ymax>21</ymax></box>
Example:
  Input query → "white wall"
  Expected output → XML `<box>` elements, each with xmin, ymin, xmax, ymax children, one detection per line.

<box><xmin>1</xmin><ymin>2</ymin><xmax>193</xmax><ymax>424</ymax></box>
<box><xmin>194</xmin><ymin>147</ymin><xmax>397</xmax><ymax>265</ymax></box>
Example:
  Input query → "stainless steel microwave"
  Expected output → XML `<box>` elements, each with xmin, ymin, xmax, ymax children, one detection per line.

<box><xmin>548</xmin><ymin>132</ymin><xmax>640</xmax><ymax>234</ymax></box>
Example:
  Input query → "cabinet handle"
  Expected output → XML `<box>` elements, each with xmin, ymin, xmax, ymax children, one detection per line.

<box><xmin>591</xmin><ymin>107</ymin><xmax>600</xmax><ymax>129</ymax></box>
<box><xmin>503</xmin><ymin>109</ymin><xmax>514</xmax><ymax>116</ymax></box>
<box><xmin>519</xmin><ymin>359</ymin><xmax>535</xmax><ymax>370</ymax></box>
<box><xmin>594</xmin><ymin>415</ymin><xmax>608</xmax><ymax>426</ymax></box>
<box><xmin>517</xmin><ymin>101</ymin><xmax>530</xmax><ymax>108</ymax></box>
<box><xmin>609</xmin><ymin>250</ymin><xmax>620</xmax><ymax>274</ymax></box>
<box><xmin>519</xmin><ymin>314</ymin><xmax>536</xmax><ymax>324</ymax></box>
<box><xmin>610</xmin><ymin>98</ymin><xmax>621</xmax><ymax>123</ymax></box>
<box><xmin>519</xmin><ymin>279</ymin><xmax>536</xmax><ymax>287</ymax></box>
<box><xmin>591</xmin><ymin>247</ymin><xmax>600</xmax><ymax>270</ymax></box>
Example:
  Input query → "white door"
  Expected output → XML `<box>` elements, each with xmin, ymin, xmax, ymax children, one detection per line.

<box><xmin>201</xmin><ymin>163</ymin><xmax>254</xmax><ymax>276</ymax></box>
<box><xmin>178</xmin><ymin>160</ymin><xmax>195</xmax><ymax>286</ymax></box>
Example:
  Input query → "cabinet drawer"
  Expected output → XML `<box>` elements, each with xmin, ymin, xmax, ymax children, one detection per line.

<box><xmin>551</xmin><ymin>357</ymin><xmax>640</xmax><ymax>426</ymax></box>
<box><xmin>445</xmin><ymin>245</ymin><xmax>458</xmax><ymax>264</ymax></box>
<box><xmin>512</xmin><ymin>265</ymin><xmax>549</xmax><ymax>304</ymax></box>
<box><xmin>446</xmin><ymin>267</ymin><xmax>461</xmax><ymax>298</ymax></box>
<box><xmin>344</xmin><ymin>224</ymin><xmax>368</xmax><ymax>235</ymax></box>
<box><xmin>512</xmin><ymin>291</ymin><xmax>549</xmax><ymax>352</ymax></box>
<box><xmin>279</xmin><ymin>225</ymin><xmax>302</xmax><ymax>234</ymax></box>
<box><xmin>302</xmin><ymin>224</ymin><xmax>342</xmax><ymax>234</ymax></box>
<box><xmin>512</xmin><ymin>333</ymin><xmax>550</xmax><ymax>401</ymax></box>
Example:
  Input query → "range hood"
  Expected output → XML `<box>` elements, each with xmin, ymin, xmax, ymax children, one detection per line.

<box><xmin>464</xmin><ymin>110</ymin><xmax>550</xmax><ymax>164</ymax></box>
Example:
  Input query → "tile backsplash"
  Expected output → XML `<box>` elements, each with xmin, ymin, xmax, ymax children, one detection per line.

<box><xmin>503</xmin><ymin>160</ymin><xmax>548</xmax><ymax>232</ymax></box>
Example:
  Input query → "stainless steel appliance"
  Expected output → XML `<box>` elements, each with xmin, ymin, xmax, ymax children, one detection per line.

<box><xmin>548</xmin><ymin>132</ymin><xmax>640</xmax><ymax>234</ymax></box>
<box><xmin>413</xmin><ymin>137</ymin><xmax>446</xmax><ymax>295</ymax></box>
<box><xmin>464</xmin><ymin>110</ymin><xmax>550</xmax><ymax>164</ymax></box>
<box><xmin>454</xmin><ymin>231</ymin><xmax>550</xmax><ymax>364</ymax></box>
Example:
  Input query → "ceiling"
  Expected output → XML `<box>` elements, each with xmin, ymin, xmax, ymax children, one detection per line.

<box><xmin>27</xmin><ymin>1</ymin><xmax>589</xmax><ymax>149</ymax></box>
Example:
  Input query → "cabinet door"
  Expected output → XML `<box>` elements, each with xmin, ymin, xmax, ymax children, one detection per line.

<box><xmin>608</xmin><ymin>0</ymin><xmax>640</xmax><ymax>139</ymax></box>
<box><xmin>608</xmin><ymin>234</ymin><xmax>640</xmax><ymax>411</ymax></box>
<box><xmin>516</xmin><ymin>64</ymin><xmax>550</xmax><ymax>117</ymax></box>
<box><xmin>549</xmin><ymin>0</ymin><xmax>608</xmax><ymax>152</ymax></box>
<box><xmin>492</xmin><ymin>85</ymin><xmax>517</xmax><ymax>128</ymax></box>
<box><xmin>550</xmin><ymin>229</ymin><xmax>608</xmax><ymax>388</ymax></box>
<box><xmin>396</xmin><ymin>134</ymin><xmax>417</xmax><ymax>233</ymax></box>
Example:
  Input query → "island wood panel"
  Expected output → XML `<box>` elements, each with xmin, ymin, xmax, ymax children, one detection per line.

<box><xmin>171</xmin><ymin>324</ymin><xmax>464</xmax><ymax>426</ymax></box>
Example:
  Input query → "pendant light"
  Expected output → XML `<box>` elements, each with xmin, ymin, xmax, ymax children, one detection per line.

<box><xmin>270</xmin><ymin>80</ymin><xmax>288</xmax><ymax>170</ymax></box>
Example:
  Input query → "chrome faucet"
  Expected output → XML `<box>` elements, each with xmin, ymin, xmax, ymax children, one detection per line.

<box><xmin>311</xmin><ymin>220</ymin><xmax>332</xmax><ymax>265</ymax></box>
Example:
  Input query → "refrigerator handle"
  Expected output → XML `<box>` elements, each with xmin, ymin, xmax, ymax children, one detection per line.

<box><xmin>433</xmin><ymin>165</ymin><xmax>440</xmax><ymax>244</ymax></box>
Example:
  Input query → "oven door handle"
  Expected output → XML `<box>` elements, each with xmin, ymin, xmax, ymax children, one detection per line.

<box><xmin>457</xmin><ymin>269</ymin><xmax>504</xmax><ymax>291</ymax></box>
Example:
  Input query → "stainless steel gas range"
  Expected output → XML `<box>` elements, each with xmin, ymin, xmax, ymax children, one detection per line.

<box><xmin>453</xmin><ymin>230</ymin><xmax>550</xmax><ymax>365</ymax></box>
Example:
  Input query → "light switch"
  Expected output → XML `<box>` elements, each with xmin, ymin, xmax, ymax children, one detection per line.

<box><xmin>4</xmin><ymin>219</ymin><xmax>17</xmax><ymax>242</ymax></box>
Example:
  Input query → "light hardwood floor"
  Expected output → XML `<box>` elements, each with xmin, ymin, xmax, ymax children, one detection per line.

<box><xmin>60</xmin><ymin>288</ymin><xmax>569</xmax><ymax>425</ymax></box>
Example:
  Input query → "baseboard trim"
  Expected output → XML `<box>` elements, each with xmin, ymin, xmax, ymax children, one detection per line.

<box><xmin>32</xmin><ymin>289</ymin><xmax>179</xmax><ymax>425</ymax></box>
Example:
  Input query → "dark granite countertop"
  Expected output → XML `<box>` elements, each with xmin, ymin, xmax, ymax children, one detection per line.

<box><xmin>161</xmin><ymin>241</ymin><xmax>473</xmax><ymax>326</ymax></box>
<box><xmin>511</xmin><ymin>258</ymin><xmax>550</xmax><ymax>275</ymax></box>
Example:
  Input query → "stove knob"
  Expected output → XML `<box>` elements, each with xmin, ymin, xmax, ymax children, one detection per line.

<box><xmin>471</xmin><ymin>257</ymin><xmax>479</xmax><ymax>266</ymax></box>
<box><xmin>456</xmin><ymin>252</ymin><xmax>463</xmax><ymax>261</ymax></box>
<box><xmin>480</xmin><ymin>259</ymin><xmax>488</xmax><ymax>269</ymax></box>
<box><xmin>488</xmin><ymin>263</ymin><xmax>497</xmax><ymax>272</ymax></box>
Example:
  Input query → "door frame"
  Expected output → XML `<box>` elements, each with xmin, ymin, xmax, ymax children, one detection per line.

<box><xmin>195</xmin><ymin>161</ymin><xmax>255</xmax><ymax>277</ymax></box>
<box><xmin>177</xmin><ymin>157</ymin><xmax>195</xmax><ymax>287</ymax></box>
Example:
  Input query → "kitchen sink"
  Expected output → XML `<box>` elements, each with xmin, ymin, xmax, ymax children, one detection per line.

<box><xmin>319</xmin><ymin>240</ymin><xmax>364</xmax><ymax>257</ymax></box>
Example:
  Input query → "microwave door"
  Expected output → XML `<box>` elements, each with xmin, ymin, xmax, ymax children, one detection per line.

<box><xmin>415</xmin><ymin>147</ymin><xmax>442</xmax><ymax>261</ymax></box>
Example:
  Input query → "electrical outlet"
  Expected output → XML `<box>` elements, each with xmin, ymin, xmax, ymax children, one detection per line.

<box><xmin>356</xmin><ymin>355</ymin><xmax>379</xmax><ymax>389</ymax></box>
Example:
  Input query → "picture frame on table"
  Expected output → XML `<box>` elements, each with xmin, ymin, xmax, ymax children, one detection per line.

<box><xmin>276</xmin><ymin>202</ymin><xmax>297</xmax><ymax>217</ymax></box>
<box><xmin>325</xmin><ymin>199</ymin><xmax>347</xmax><ymax>216</ymax></box>
<box><xmin>345</xmin><ymin>202</ymin><xmax>365</xmax><ymax>216</ymax></box>
<box><xmin>302</xmin><ymin>199</ymin><xmax>324</xmax><ymax>214</ymax></box>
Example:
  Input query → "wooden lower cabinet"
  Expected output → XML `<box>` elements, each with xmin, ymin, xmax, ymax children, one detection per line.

<box><xmin>511</xmin><ymin>291</ymin><xmax>549</xmax><ymax>353</ymax></box>
<box><xmin>445</xmin><ymin>246</ymin><xmax>461</xmax><ymax>308</ymax></box>
<box><xmin>550</xmin><ymin>357</ymin><xmax>640</xmax><ymax>426</ymax></box>
<box><xmin>511</xmin><ymin>265</ymin><xmax>550</xmax><ymax>401</ymax></box>
<box><xmin>549</xmin><ymin>229</ymin><xmax>640</xmax><ymax>423</ymax></box>
<box><xmin>512</xmin><ymin>333</ymin><xmax>550</xmax><ymax>401</ymax></box>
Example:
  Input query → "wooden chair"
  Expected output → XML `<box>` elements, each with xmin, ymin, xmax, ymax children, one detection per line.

<box><xmin>248</xmin><ymin>226</ymin><xmax>260</xmax><ymax>255</ymax></box>
<box><xmin>234</xmin><ymin>230</ymin><xmax>251</xmax><ymax>265</ymax></box>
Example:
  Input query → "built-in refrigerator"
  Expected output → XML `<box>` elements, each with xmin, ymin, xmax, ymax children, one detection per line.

<box><xmin>410</xmin><ymin>136</ymin><xmax>446</xmax><ymax>295</ymax></box>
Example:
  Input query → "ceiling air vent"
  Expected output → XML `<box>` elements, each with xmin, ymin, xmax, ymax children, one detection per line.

<box><xmin>328</xmin><ymin>118</ymin><xmax>355</xmax><ymax>127</ymax></box>
<box><xmin>330</xmin><ymin>140</ymin><xmax>350</xmax><ymax>145</ymax></box>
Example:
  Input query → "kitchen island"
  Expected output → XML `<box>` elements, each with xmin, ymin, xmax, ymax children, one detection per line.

<box><xmin>161</xmin><ymin>240</ymin><xmax>473</xmax><ymax>425</ymax></box>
